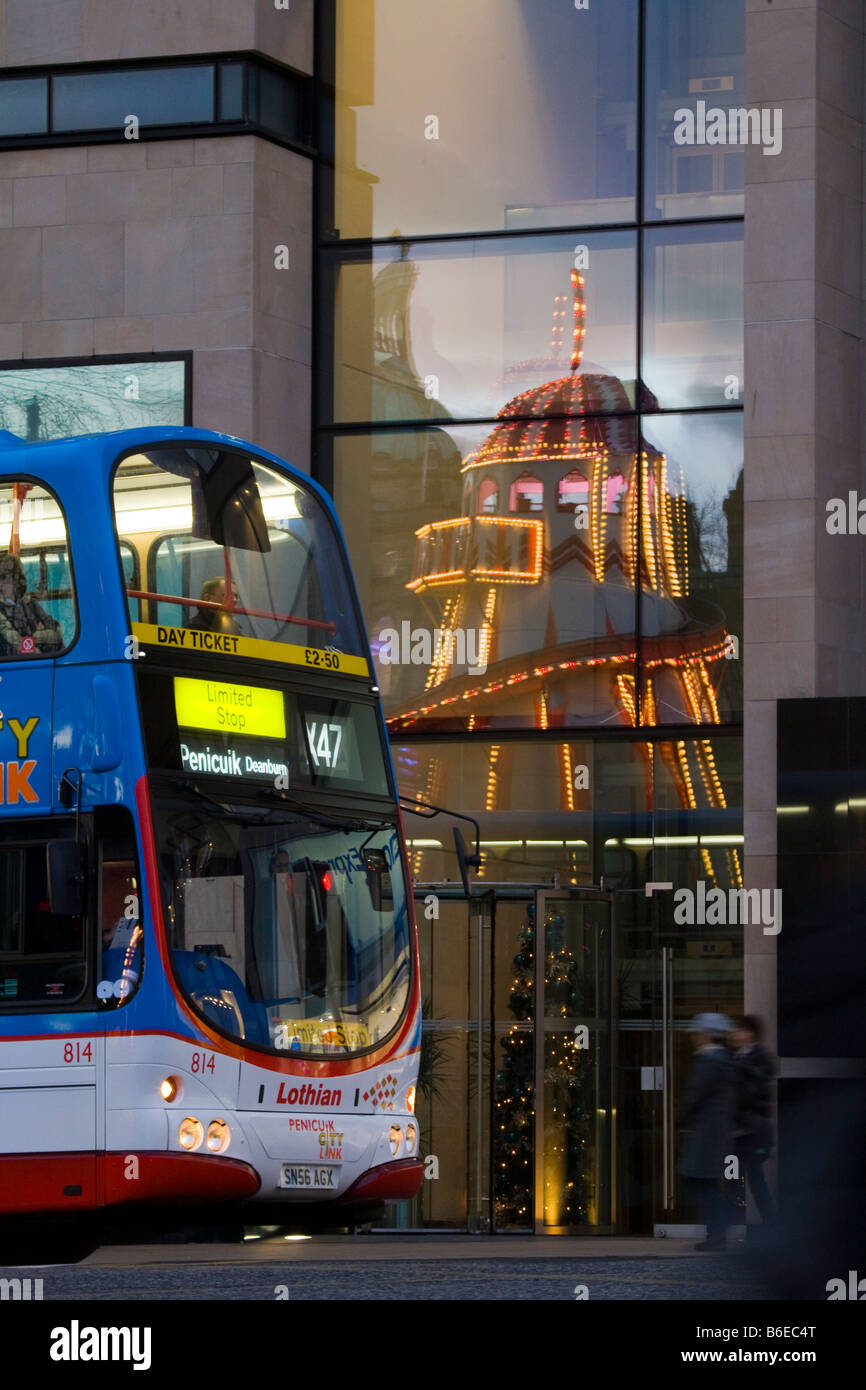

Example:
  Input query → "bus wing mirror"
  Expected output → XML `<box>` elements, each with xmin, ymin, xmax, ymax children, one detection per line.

<box><xmin>47</xmin><ymin>841</ymin><xmax>84</xmax><ymax>916</ymax></box>
<box><xmin>362</xmin><ymin>848</ymin><xmax>388</xmax><ymax>912</ymax></box>
<box><xmin>292</xmin><ymin>858</ymin><xmax>328</xmax><ymax>996</ymax></box>
<box><xmin>453</xmin><ymin>827</ymin><xmax>481</xmax><ymax>898</ymax></box>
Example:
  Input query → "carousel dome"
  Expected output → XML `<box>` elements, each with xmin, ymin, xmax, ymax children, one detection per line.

<box><xmin>465</xmin><ymin>272</ymin><xmax>659</xmax><ymax>471</ymax></box>
<box><xmin>465</xmin><ymin>369</ymin><xmax>659</xmax><ymax>470</ymax></box>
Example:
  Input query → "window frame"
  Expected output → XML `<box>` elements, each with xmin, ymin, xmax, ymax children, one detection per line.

<box><xmin>0</xmin><ymin>75</ymin><xmax>49</xmax><ymax>137</ymax></box>
<box><xmin>0</xmin><ymin>54</ymin><xmax>314</xmax><ymax>156</ymax></box>
<box><xmin>0</xmin><ymin>473</ymin><xmax>81</xmax><ymax>664</ymax></box>
<box><xmin>96</xmin><ymin>820</ymin><xmax>145</xmax><ymax>1014</ymax></box>
<box><xmin>50</xmin><ymin>63</ymin><xmax>218</xmax><ymax>137</ymax></box>
<box><xmin>111</xmin><ymin>438</ymin><xmax>371</xmax><ymax>664</ymax></box>
<box><xmin>0</xmin><ymin>352</ymin><xmax>191</xmax><ymax>443</ymax></box>
<box><xmin>0</xmin><ymin>811</ymin><xmax>146</xmax><ymax>1016</ymax></box>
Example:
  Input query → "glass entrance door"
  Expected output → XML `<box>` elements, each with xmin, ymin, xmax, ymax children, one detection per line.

<box><xmin>533</xmin><ymin>891</ymin><xmax>615</xmax><ymax>1233</ymax></box>
<box><xmin>610</xmin><ymin>881</ymin><xmax>744</xmax><ymax>1237</ymax></box>
<box><xmin>391</xmin><ymin>884</ymin><xmax>615</xmax><ymax>1233</ymax></box>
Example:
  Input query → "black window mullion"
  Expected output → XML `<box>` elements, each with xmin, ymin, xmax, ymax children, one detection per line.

<box><xmin>635</xmin><ymin>0</ymin><xmax>645</xmax><ymax>727</ymax></box>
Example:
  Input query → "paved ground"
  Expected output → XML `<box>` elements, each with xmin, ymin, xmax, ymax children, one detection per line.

<box><xmin>0</xmin><ymin>1235</ymin><xmax>776</xmax><ymax>1300</ymax></box>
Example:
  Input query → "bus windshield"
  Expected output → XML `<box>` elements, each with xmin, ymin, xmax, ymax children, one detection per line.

<box><xmin>112</xmin><ymin>445</ymin><xmax>366</xmax><ymax>660</ymax></box>
<box><xmin>153</xmin><ymin>797</ymin><xmax>411</xmax><ymax>1056</ymax></box>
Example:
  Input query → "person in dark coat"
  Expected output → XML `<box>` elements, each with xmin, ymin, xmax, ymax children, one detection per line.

<box><xmin>186</xmin><ymin>576</ymin><xmax>242</xmax><ymax>636</ymax></box>
<box><xmin>731</xmin><ymin>1014</ymin><xmax>777</xmax><ymax>1230</ymax></box>
<box><xmin>678</xmin><ymin>1012</ymin><xmax>738</xmax><ymax>1251</ymax></box>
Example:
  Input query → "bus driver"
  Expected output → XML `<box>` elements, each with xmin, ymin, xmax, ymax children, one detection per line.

<box><xmin>0</xmin><ymin>554</ymin><xmax>63</xmax><ymax>656</ymax></box>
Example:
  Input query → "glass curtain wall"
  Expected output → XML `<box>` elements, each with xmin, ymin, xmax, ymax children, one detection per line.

<box><xmin>319</xmin><ymin>0</ymin><xmax>745</xmax><ymax>1233</ymax></box>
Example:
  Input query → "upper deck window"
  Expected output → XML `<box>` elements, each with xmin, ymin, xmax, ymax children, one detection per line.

<box><xmin>0</xmin><ymin>480</ymin><xmax>76</xmax><ymax>660</ymax></box>
<box><xmin>113</xmin><ymin>446</ymin><xmax>366</xmax><ymax>661</ymax></box>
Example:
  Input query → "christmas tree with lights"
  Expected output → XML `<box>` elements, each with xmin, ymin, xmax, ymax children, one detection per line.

<box><xmin>494</xmin><ymin>900</ymin><xmax>596</xmax><ymax>1228</ymax></box>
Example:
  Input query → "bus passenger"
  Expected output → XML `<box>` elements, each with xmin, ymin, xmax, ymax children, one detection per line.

<box><xmin>0</xmin><ymin>554</ymin><xmax>63</xmax><ymax>656</ymax></box>
<box><xmin>186</xmin><ymin>576</ymin><xmax>242</xmax><ymax>637</ymax></box>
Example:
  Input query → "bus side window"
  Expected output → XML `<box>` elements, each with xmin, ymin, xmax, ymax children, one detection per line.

<box><xmin>0</xmin><ymin>481</ymin><xmax>77</xmax><ymax>661</ymax></box>
<box><xmin>119</xmin><ymin>541</ymin><xmax>140</xmax><ymax>623</ymax></box>
<box><xmin>150</xmin><ymin>534</ymin><xmax>185</xmax><ymax>629</ymax></box>
<box><xmin>0</xmin><ymin>842</ymin><xmax>86</xmax><ymax>1008</ymax></box>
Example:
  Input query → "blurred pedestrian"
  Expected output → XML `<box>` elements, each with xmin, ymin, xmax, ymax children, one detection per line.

<box><xmin>731</xmin><ymin>1014</ymin><xmax>777</xmax><ymax>1233</ymax></box>
<box><xmin>679</xmin><ymin>1012</ymin><xmax>738</xmax><ymax>1251</ymax></box>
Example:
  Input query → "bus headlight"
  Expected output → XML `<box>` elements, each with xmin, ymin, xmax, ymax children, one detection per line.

<box><xmin>405</xmin><ymin>1122</ymin><xmax>418</xmax><ymax>1155</ymax></box>
<box><xmin>178</xmin><ymin>1117</ymin><xmax>204</xmax><ymax>1151</ymax></box>
<box><xmin>206</xmin><ymin>1119</ymin><xmax>230</xmax><ymax>1153</ymax></box>
<box><xmin>389</xmin><ymin>1124</ymin><xmax>403</xmax><ymax>1156</ymax></box>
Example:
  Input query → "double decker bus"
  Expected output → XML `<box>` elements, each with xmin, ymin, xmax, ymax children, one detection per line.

<box><xmin>0</xmin><ymin>425</ymin><xmax>421</xmax><ymax>1250</ymax></box>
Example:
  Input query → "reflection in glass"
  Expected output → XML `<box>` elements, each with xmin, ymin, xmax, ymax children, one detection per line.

<box><xmin>157</xmin><ymin>801</ymin><xmax>410</xmax><ymax>1058</ymax></box>
<box><xmin>331</xmin><ymin>233</ymin><xmax>636</xmax><ymax>424</ymax></box>
<box><xmin>53</xmin><ymin>67</ymin><xmax>215</xmax><ymax>132</ymax></box>
<box><xmin>396</xmin><ymin>737</ymin><xmax>742</xmax><ymax>893</ymax></box>
<box><xmin>335</xmin><ymin>0</ymin><xmax>637</xmax><ymax>238</ymax></box>
<box><xmin>218</xmin><ymin>62</ymin><xmax>245</xmax><ymax>122</ymax></box>
<box><xmin>335</xmin><ymin>268</ymin><xmax>655</xmax><ymax>731</ymax></box>
<box><xmin>0</xmin><ymin>78</ymin><xmax>48</xmax><ymax>136</ymax></box>
<box><xmin>410</xmin><ymin>899</ymin><xmax>479</xmax><ymax>1228</ymax></box>
<box><xmin>248</xmin><ymin>64</ymin><xmax>306</xmax><ymax>142</ymax></box>
<box><xmin>645</xmin><ymin>0</ymin><xmax>745</xmax><ymax>220</ymax></box>
<box><xmin>643</xmin><ymin>225</ymin><xmax>743</xmax><ymax>407</ymax></box>
<box><xmin>539</xmin><ymin>899</ymin><xmax>610</xmax><ymax>1229</ymax></box>
<box><xmin>639</xmin><ymin>412</ymin><xmax>743</xmax><ymax>725</ymax></box>
<box><xmin>0</xmin><ymin>360</ymin><xmax>185</xmax><ymax>441</ymax></box>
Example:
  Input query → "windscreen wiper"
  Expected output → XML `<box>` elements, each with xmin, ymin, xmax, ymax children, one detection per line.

<box><xmin>174</xmin><ymin>779</ymin><xmax>234</xmax><ymax>817</ymax></box>
<box><xmin>173</xmin><ymin>777</ymin><xmax>389</xmax><ymax>834</ymax></box>
<box><xmin>253</xmin><ymin>786</ymin><xmax>392</xmax><ymax>833</ymax></box>
<box><xmin>169</xmin><ymin>779</ymin><xmax>298</xmax><ymax>825</ymax></box>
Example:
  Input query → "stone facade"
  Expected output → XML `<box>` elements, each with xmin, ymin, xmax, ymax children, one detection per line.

<box><xmin>0</xmin><ymin>134</ymin><xmax>312</xmax><ymax>467</ymax></box>
<box><xmin>0</xmin><ymin>0</ymin><xmax>313</xmax><ymax>75</ymax></box>
<box><xmin>0</xmin><ymin>0</ymin><xmax>314</xmax><ymax>465</ymax></box>
<box><xmin>744</xmin><ymin>0</ymin><xmax>866</xmax><ymax>1053</ymax></box>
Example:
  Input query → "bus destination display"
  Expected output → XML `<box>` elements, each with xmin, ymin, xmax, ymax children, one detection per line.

<box><xmin>305</xmin><ymin>716</ymin><xmax>350</xmax><ymax>775</ymax></box>
<box><xmin>174</xmin><ymin>676</ymin><xmax>290</xmax><ymax>784</ymax></box>
<box><xmin>174</xmin><ymin>676</ymin><xmax>286</xmax><ymax>739</ymax></box>
<box><xmin>162</xmin><ymin>676</ymin><xmax>388</xmax><ymax>795</ymax></box>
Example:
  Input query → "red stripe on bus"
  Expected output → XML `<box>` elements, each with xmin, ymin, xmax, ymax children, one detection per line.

<box><xmin>335</xmin><ymin>1158</ymin><xmax>425</xmax><ymax>1206</ymax></box>
<box><xmin>0</xmin><ymin>1152</ymin><xmax>259</xmax><ymax>1215</ymax></box>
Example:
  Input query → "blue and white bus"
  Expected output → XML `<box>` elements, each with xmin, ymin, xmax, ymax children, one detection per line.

<box><xmin>0</xmin><ymin>425</ymin><xmax>421</xmax><ymax>1249</ymax></box>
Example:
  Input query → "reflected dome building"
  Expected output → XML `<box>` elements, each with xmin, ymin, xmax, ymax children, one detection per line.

<box><xmin>388</xmin><ymin>273</ymin><xmax>738</xmax><ymax>883</ymax></box>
